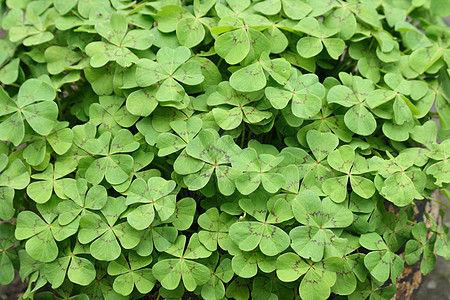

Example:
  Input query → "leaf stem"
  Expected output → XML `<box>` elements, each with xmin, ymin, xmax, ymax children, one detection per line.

<box><xmin>154</xmin><ymin>163</ymin><xmax>172</xmax><ymax>176</ymax></box>
<box><xmin>240</xmin><ymin>123</ymin><xmax>246</xmax><ymax>148</ymax></box>
<box><xmin>56</xmin><ymin>95</ymin><xmax>64</xmax><ymax>120</ymax></box>
<box><xmin>368</xmin><ymin>37</ymin><xmax>375</xmax><ymax>51</ymax></box>
<box><xmin>217</xmin><ymin>57</ymin><xmax>223</xmax><ymax>69</ymax></box>
<box><xmin>405</xmin><ymin>6</ymin><xmax>415</xmax><ymax>16</ymax></box>
<box><xmin>425</xmin><ymin>195</ymin><xmax>450</xmax><ymax>210</ymax></box>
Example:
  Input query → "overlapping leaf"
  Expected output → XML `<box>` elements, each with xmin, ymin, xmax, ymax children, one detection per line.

<box><xmin>84</xmin><ymin>129</ymin><xmax>139</xmax><ymax>185</ymax></box>
<box><xmin>322</xmin><ymin>145</ymin><xmax>375</xmax><ymax>203</ymax></box>
<box><xmin>0</xmin><ymin>79</ymin><xmax>57</xmax><ymax>146</ymax></box>
<box><xmin>174</xmin><ymin>129</ymin><xmax>241</xmax><ymax>195</ymax></box>
<box><xmin>125</xmin><ymin>176</ymin><xmax>177</xmax><ymax>230</ymax></box>
<box><xmin>208</xmin><ymin>82</ymin><xmax>270</xmax><ymax>130</ymax></box>
<box><xmin>290</xmin><ymin>190</ymin><xmax>353</xmax><ymax>261</ymax></box>
<box><xmin>78</xmin><ymin>196</ymin><xmax>141</xmax><ymax>261</ymax></box>
<box><xmin>136</xmin><ymin>46</ymin><xmax>204</xmax><ymax>103</ymax></box>
<box><xmin>229</xmin><ymin>193</ymin><xmax>292</xmax><ymax>256</ymax></box>
<box><xmin>0</xmin><ymin>0</ymin><xmax>449</xmax><ymax>298</ymax></box>
<box><xmin>266</xmin><ymin>69</ymin><xmax>325</xmax><ymax>118</ymax></box>
<box><xmin>152</xmin><ymin>234</ymin><xmax>211</xmax><ymax>291</ymax></box>
<box><xmin>86</xmin><ymin>13</ymin><xmax>153</xmax><ymax>67</ymax></box>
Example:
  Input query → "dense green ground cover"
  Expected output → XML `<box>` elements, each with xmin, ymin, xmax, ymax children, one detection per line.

<box><xmin>0</xmin><ymin>0</ymin><xmax>449</xmax><ymax>299</ymax></box>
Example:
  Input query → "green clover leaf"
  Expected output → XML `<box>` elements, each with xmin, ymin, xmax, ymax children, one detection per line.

<box><xmin>276</xmin><ymin>253</ymin><xmax>343</xmax><ymax>300</ymax></box>
<box><xmin>295</xmin><ymin>17</ymin><xmax>345</xmax><ymax>60</ymax></box>
<box><xmin>201</xmin><ymin>255</ymin><xmax>234</xmax><ymax>300</ymax></box>
<box><xmin>366</xmin><ymin>73</ymin><xmax>424</xmax><ymax>125</ymax></box>
<box><xmin>322</xmin><ymin>145</ymin><xmax>375</xmax><ymax>203</ymax></box>
<box><xmin>0</xmin><ymin>157</ymin><xmax>30</xmax><ymax>220</ymax></box>
<box><xmin>57</xmin><ymin>178</ymin><xmax>107</xmax><ymax>226</ymax></box>
<box><xmin>156</xmin><ymin>116</ymin><xmax>203</xmax><ymax>156</ymax></box>
<box><xmin>371</xmin><ymin>154</ymin><xmax>423</xmax><ymax>206</ymax></box>
<box><xmin>152</xmin><ymin>234</ymin><xmax>211</xmax><ymax>291</ymax></box>
<box><xmin>0</xmin><ymin>54</ymin><xmax>20</xmax><ymax>85</ymax></box>
<box><xmin>0</xmin><ymin>79</ymin><xmax>57</xmax><ymax>146</ymax></box>
<box><xmin>208</xmin><ymin>81</ymin><xmax>270</xmax><ymax>130</ymax></box>
<box><xmin>134</xmin><ymin>218</ymin><xmax>178</xmax><ymax>256</ymax></box>
<box><xmin>327</xmin><ymin>75</ymin><xmax>377</xmax><ymax>136</ymax></box>
<box><xmin>225</xmin><ymin>277</ymin><xmax>251</xmax><ymax>300</ymax></box>
<box><xmin>78</xmin><ymin>196</ymin><xmax>141</xmax><ymax>261</ymax></box>
<box><xmin>175</xmin><ymin>129</ymin><xmax>241</xmax><ymax>195</ymax></box>
<box><xmin>15</xmin><ymin>197</ymin><xmax>78</xmax><ymax>262</ymax></box>
<box><xmin>426</xmin><ymin>140</ymin><xmax>450</xmax><ymax>186</ymax></box>
<box><xmin>297</xmin><ymin>130</ymin><xmax>338</xmax><ymax>195</ymax></box>
<box><xmin>107</xmin><ymin>252</ymin><xmax>155</xmax><ymax>296</ymax></box>
<box><xmin>136</xmin><ymin>46</ymin><xmax>204</xmax><ymax>103</ymax></box>
<box><xmin>290</xmin><ymin>190</ymin><xmax>353</xmax><ymax>261</ymax></box>
<box><xmin>359</xmin><ymin>232</ymin><xmax>404</xmax><ymax>283</ymax></box>
<box><xmin>44</xmin><ymin>46</ymin><xmax>84</xmax><ymax>75</ymax></box>
<box><xmin>89</xmin><ymin>95</ymin><xmax>139</xmax><ymax>135</ymax></box>
<box><xmin>0</xmin><ymin>223</ymin><xmax>18</xmax><ymax>285</ymax></box>
<box><xmin>253</xmin><ymin>0</ymin><xmax>312</xmax><ymax>20</ymax></box>
<box><xmin>44</xmin><ymin>243</ymin><xmax>96</xmax><ymax>288</ymax></box>
<box><xmin>229</xmin><ymin>52</ymin><xmax>291</xmax><ymax>92</ymax></box>
<box><xmin>229</xmin><ymin>193</ymin><xmax>292</xmax><ymax>256</ymax></box>
<box><xmin>232</xmin><ymin>147</ymin><xmax>285</xmax><ymax>195</ymax></box>
<box><xmin>168</xmin><ymin>197</ymin><xmax>197</xmax><ymax>231</ymax></box>
<box><xmin>347</xmin><ymin>3</ymin><xmax>381</xmax><ymax>27</ymax></box>
<box><xmin>26</xmin><ymin>163</ymin><xmax>73</xmax><ymax>204</ymax></box>
<box><xmin>231</xmin><ymin>248</ymin><xmax>277</xmax><ymax>278</ymax></box>
<box><xmin>112</xmin><ymin>148</ymin><xmax>156</xmax><ymax>194</ymax></box>
<box><xmin>125</xmin><ymin>177</ymin><xmax>177</xmax><ymax>230</ymax></box>
<box><xmin>324</xmin><ymin>6</ymin><xmax>357</xmax><ymax>40</ymax></box>
<box><xmin>84</xmin><ymin>129</ymin><xmax>139</xmax><ymax>185</ymax></box>
<box><xmin>332</xmin><ymin>253</ymin><xmax>367</xmax><ymax>296</ymax></box>
<box><xmin>266</xmin><ymin>69</ymin><xmax>325</xmax><ymax>118</ymax></box>
<box><xmin>23</xmin><ymin>121</ymin><xmax>74</xmax><ymax>166</ymax></box>
<box><xmin>8</xmin><ymin>4</ymin><xmax>55</xmax><ymax>46</ymax></box>
<box><xmin>86</xmin><ymin>13</ymin><xmax>154</xmax><ymax>67</ymax></box>
<box><xmin>405</xmin><ymin>222</ymin><xmax>427</xmax><ymax>266</ymax></box>
<box><xmin>211</xmin><ymin>15</ymin><xmax>271</xmax><ymax>65</ymax></box>
<box><xmin>156</xmin><ymin>4</ymin><xmax>214</xmax><ymax>48</ymax></box>
<box><xmin>275</xmin><ymin>252</ymin><xmax>309</xmax><ymax>282</ymax></box>
<box><xmin>250</xmin><ymin>273</ymin><xmax>295</xmax><ymax>299</ymax></box>
<box><xmin>198</xmin><ymin>207</ymin><xmax>237</xmax><ymax>251</ymax></box>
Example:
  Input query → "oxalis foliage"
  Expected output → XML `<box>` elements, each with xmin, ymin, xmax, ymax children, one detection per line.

<box><xmin>0</xmin><ymin>0</ymin><xmax>449</xmax><ymax>299</ymax></box>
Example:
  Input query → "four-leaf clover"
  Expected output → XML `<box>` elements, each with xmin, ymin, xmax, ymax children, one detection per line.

<box><xmin>290</xmin><ymin>191</ymin><xmax>353</xmax><ymax>261</ymax></box>
<box><xmin>136</xmin><ymin>46</ymin><xmax>205</xmax><ymax>103</ymax></box>
<box><xmin>322</xmin><ymin>145</ymin><xmax>375</xmax><ymax>203</ymax></box>
<box><xmin>229</xmin><ymin>193</ymin><xmax>292</xmax><ymax>256</ymax></box>
<box><xmin>78</xmin><ymin>197</ymin><xmax>141</xmax><ymax>261</ymax></box>
<box><xmin>86</xmin><ymin>13</ymin><xmax>154</xmax><ymax>67</ymax></box>
<box><xmin>152</xmin><ymin>234</ymin><xmax>211</xmax><ymax>291</ymax></box>
<box><xmin>84</xmin><ymin>129</ymin><xmax>140</xmax><ymax>185</ymax></box>
<box><xmin>0</xmin><ymin>79</ymin><xmax>57</xmax><ymax>146</ymax></box>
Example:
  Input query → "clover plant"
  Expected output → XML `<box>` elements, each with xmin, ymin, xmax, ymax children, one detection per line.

<box><xmin>0</xmin><ymin>0</ymin><xmax>449</xmax><ymax>299</ymax></box>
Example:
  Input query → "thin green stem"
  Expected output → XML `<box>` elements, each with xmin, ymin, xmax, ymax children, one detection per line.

<box><xmin>217</xmin><ymin>57</ymin><xmax>224</xmax><ymax>69</ymax></box>
<box><xmin>240</xmin><ymin>123</ymin><xmax>246</xmax><ymax>148</ymax></box>
<box><xmin>425</xmin><ymin>195</ymin><xmax>450</xmax><ymax>210</ymax></box>
<box><xmin>154</xmin><ymin>163</ymin><xmax>171</xmax><ymax>176</ymax></box>
<box><xmin>56</xmin><ymin>95</ymin><xmax>64</xmax><ymax>120</ymax></box>
<box><xmin>368</xmin><ymin>37</ymin><xmax>375</xmax><ymax>51</ymax></box>
<box><xmin>405</xmin><ymin>6</ymin><xmax>415</xmax><ymax>16</ymax></box>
